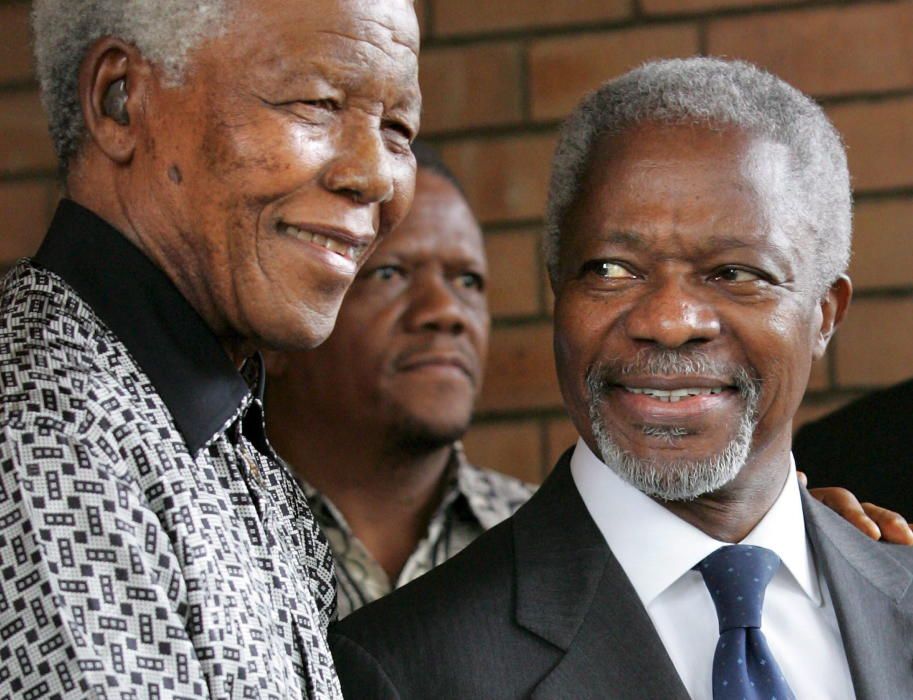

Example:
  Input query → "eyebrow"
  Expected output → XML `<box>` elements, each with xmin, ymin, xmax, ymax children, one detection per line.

<box><xmin>593</xmin><ymin>230</ymin><xmax>650</xmax><ymax>250</ymax></box>
<box><xmin>594</xmin><ymin>230</ymin><xmax>793</xmax><ymax>269</ymax></box>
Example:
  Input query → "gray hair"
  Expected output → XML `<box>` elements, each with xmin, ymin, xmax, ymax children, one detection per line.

<box><xmin>545</xmin><ymin>57</ymin><xmax>852</xmax><ymax>298</ymax></box>
<box><xmin>32</xmin><ymin>1</ymin><xmax>237</xmax><ymax>168</ymax></box>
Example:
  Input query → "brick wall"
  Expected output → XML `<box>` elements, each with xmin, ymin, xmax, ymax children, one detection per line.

<box><xmin>2</xmin><ymin>0</ymin><xmax>912</xmax><ymax>483</ymax></box>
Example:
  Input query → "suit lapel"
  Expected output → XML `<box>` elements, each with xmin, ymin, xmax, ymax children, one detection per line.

<box><xmin>513</xmin><ymin>453</ymin><xmax>690</xmax><ymax>699</ymax></box>
<box><xmin>802</xmin><ymin>490</ymin><xmax>913</xmax><ymax>700</ymax></box>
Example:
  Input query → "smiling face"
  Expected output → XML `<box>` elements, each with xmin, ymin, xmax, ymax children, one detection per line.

<box><xmin>553</xmin><ymin>122</ymin><xmax>847</xmax><ymax>500</ymax></box>
<box><xmin>269</xmin><ymin>168</ymin><xmax>489</xmax><ymax>450</ymax></box>
<box><xmin>128</xmin><ymin>0</ymin><xmax>421</xmax><ymax>353</ymax></box>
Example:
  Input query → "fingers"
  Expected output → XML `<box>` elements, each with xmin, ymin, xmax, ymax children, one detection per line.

<box><xmin>860</xmin><ymin>502</ymin><xmax>913</xmax><ymax>546</ymax></box>
<box><xmin>809</xmin><ymin>487</ymin><xmax>881</xmax><ymax>541</ymax></box>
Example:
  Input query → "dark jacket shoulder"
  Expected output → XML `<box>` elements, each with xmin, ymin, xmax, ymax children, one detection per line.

<box><xmin>330</xmin><ymin>514</ymin><xmax>557</xmax><ymax>699</ymax></box>
<box><xmin>794</xmin><ymin>378</ymin><xmax>913</xmax><ymax>515</ymax></box>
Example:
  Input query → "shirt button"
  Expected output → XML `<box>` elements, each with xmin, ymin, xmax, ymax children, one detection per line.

<box><xmin>242</xmin><ymin>451</ymin><xmax>264</xmax><ymax>487</ymax></box>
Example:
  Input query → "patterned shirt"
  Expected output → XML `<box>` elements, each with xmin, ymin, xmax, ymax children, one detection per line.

<box><xmin>0</xmin><ymin>201</ymin><xmax>342</xmax><ymax>698</ymax></box>
<box><xmin>301</xmin><ymin>444</ymin><xmax>534</xmax><ymax>618</ymax></box>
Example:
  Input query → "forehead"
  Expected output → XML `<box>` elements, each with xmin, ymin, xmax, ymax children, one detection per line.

<box><xmin>203</xmin><ymin>0</ymin><xmax>420</xmax><ymax>97</ymax></box>
<box><xmin>566</xmin><ymin>123</ymin><xmax>796</xmax><ymax>252</ymax></box>
<box><xmin>378</xmin><ymin>170</ymin><xmax>486</xmax><ymax>263</ymax></box>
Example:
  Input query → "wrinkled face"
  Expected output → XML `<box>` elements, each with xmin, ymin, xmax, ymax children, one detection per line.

<box><xmin>134</xmin><ymin>0</ymin><xmax>421</xmax><ymax>351</ymax></box>
<box><xmin>553</xmin><ymin>123</ymin><xmax>836</xmax><ymax>500</ymax></box>
<box><xmin>272</xmin><ymin>168</ymin><xmax>489</xmax><ymax>448</ymax></box>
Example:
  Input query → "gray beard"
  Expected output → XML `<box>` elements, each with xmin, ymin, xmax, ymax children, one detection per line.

<box><xmin>585</xmin><ymin>351</ymin><xmax>761</xmax><ymax>502</ymax></box>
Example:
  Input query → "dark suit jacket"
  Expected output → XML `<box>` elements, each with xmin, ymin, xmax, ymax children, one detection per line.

<box><xmin>330</xmin><ymin>450</ymin><xmax>913</xmax><ymax>699</ymax></box>
<box><xmin>794</xmin><ymin>377</ymin><xmax>913</xmax><ymax>517</ymax></box>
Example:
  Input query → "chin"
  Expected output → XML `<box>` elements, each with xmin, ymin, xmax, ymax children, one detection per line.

<box><xmin>390</xmin><ymin>412</ymin><xmax>472</xmax><ymax>453</ymax></box>
<box><xmin>247</xmin><ymin>300</ymin><xmax>341</xmax><ymax>352</ymax></box>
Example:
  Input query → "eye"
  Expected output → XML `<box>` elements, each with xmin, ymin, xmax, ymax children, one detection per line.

<box><xmin>582</xmin><ymin>260</ymin><xmax>638</xmax><ymax>280</ymax></box>
<box><xmin>456</xmin><ymin>272</ymin><xmax>485</xmax><ymax>291</ymax></box>
<box><xmin>712</xmin><ymin>266</ymin><xmax>765</xmax><ymax>283</ymax></box>
<box><xmin>276</xmin><ymin>98</ymin><xmax>339</xmax><ymax>122</ymax></box>
<box><xmin>382</xmin><ymin>119</ymin><xmax>415</xmax><ymax>152</ymax></box>
<box><xmin>300</xmin><ymin>98</ymin><xmax>338</xmax><ymax>111</ymax></box>
<box><xmin>367</xmin><ymin>264</ymin><xmax>406</xmax><ymax>281</ymax></box>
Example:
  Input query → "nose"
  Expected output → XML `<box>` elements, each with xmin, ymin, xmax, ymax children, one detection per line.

<box><xmin>623</xmin><ymin>276</ymin><xmax>721</xmax><ymax>349</ymax></box>
<box><xmin>322</xmin><ymin>124</ymin><xmax>395</xmax><ymax>205</ymax></box>
<box><xmin>403</xmin><ymin>273</ymin><xmax>467</xmax><ymax>335</ymax></box>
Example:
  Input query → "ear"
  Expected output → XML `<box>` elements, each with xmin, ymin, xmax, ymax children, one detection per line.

<box><xmin>78</xmin><ymin>37</ymin><xmax>148</xmax><ymax>164</ymax></box>
<box><xmin>812</xmin><ymin>274</ymin><xmax>852</xmax><ymax>360</ymax></box>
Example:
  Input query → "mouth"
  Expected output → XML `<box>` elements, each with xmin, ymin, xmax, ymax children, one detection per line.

<box><xmin>278</xmin><ymin>222</ymin><xmax>372</xmax><ymax>264</ymax></box>
<box><xmin>621</xmin><ymin>384</ymin><xmax>728</xmax><ymax>403</ymax></box>
<box><xmin>395</xmin><ymin>351</ymin><xmax>475</xmax><ymax>382</ymax></box>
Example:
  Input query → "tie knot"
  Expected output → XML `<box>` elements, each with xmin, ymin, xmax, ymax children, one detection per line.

<box><xmin>695</xmin><ymin>545</ymin><xmax>780</xmax><ymax>633</ymax></box>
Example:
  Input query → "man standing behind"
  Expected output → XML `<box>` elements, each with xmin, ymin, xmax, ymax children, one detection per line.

<box><xmin>1</xmin><ymin>1</ymin><xmax>419</xmax><ymax>698</ymax></box>
<box><xmin>330</xmin><ymin>58</ymin><xmax>913</xmax><ymax>699</ymax></box>
<box><xmin>265</xmin><ymin>144</ymin><xmax>532</xmax><ymax>617</ymax></box>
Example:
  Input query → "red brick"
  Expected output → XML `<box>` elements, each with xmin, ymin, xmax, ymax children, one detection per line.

<box><xmin>420</xmin><ymin>43</ymin><xmax>523</xmax><ymax>133</ymax></box>
<box><xmin>462</xmin><ymin>419</ymin><xmax>544</xmax><ymax>484</ymax></box>
<box><xmin>529</xmin><ymin>26</ymin><xmax>699</xmax><ymax>121</ymax></box>
<box><xmin>828</xmin><ymin>98</ymin><xmax>913</xmax><ymax>192</ymax></box>
<box><xmin>546</xmin><ymin>417</ymin><xmax>579</xmax><ymax>468</ymax></box>
<box><xmin>0</xmin><ymin>4</ymin><xmax>34</xmax><ymax>84</ymax></box>
<box><xmin>415</xmin><ymin>0</ymin><xmax>428</xmax><ymax>38</ymax></box>
<box><xmin>0</xmin><ymin>179</ymin><xmax>57</xmax><ymax>266</ymax></box>
<box><xmin>434</xmin><ymin>0</ymin><xmax>630</xmax><ymax>37</ymax></box>
<box><xmin>708</xmin><ymin>4</ymin><xmax>913</xmax><ymax>98</ymax></box>
<box><xmin>484</xmin><ymin>229</ymin><xmax>542</xmax><ymax>318</ymax></box>
<box><xmin>0</xmin><ymin>90</ymin><xmax>55</xmax><ymax>173</ymax></box>
<box><xmin>644</xmin><ymin>0</ymin><xmax>802</xmax><ymax>14</ymax></box>
<box><xmin>477</xmin><ymin>322</ymin><xmax>561</xmax><ymax>412</ymax></box>
<box><xmin>849</xmin><ymin>198</ymin><xmax>913</xmax><ymax>291</ymax></box>
<box><xmin>441</xmin><ymin>133</ymin><xmax>556</xmax><ymax>224</ymax></box>
<box><xmin>835</xmin><ymin>297</ymin><xmax>913</xmax><ymax>387</ymax></box>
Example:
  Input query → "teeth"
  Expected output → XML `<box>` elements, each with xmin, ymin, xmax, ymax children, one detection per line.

<box><xmin>624</xmin><ymin>386</ymin><xmax>724</xmax><ymax>402</ymax></box>
<box><xmin>282</xmin><ymin>224</ymin><xmax>363</xmax><ymax>262</ymax></box>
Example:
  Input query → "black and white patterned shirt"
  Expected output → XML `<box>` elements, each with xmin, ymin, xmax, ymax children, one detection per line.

<box><xmin>0</xmin><ymin>201</ymin><xmax>342</xmax><ymax>698</ymax></box>
<box><xmin>301</xmin><ymin>444</ymin><xmax>534</xmax><ymax>618</ymax></box>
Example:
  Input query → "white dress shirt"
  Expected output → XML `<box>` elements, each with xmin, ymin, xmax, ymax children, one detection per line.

<box><xmin>570</xmin><ymin>438</ymin><xmax>855</xmax><ymax>699</ymax></box>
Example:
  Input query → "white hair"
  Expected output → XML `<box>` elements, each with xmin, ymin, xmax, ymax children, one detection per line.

<box><xmin>545</xmin><ymin>57</ymin><xmax>852</xmax><ymax>298</ymax></box>
<box><xmin>32</xmin><ymin>1</ymin><xmax>237</xmax><ymax>168</ymax></box>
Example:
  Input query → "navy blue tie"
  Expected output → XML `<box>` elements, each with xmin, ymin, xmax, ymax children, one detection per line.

<box><xmin>695</xmin><ymin>545</ymin><xmax>795</xmax><ymax>700</ymax></box>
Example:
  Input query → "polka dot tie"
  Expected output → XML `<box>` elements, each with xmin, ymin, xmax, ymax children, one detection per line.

<box><xmin>695</xmin><ymin>545</ymin><xmax>796</xmax><ymax>700</ymax></box>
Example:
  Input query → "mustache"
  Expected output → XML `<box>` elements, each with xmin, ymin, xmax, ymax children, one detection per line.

<box><xmin>392</xmin><ymin>340</ymin><xmax>482</xmax><ymax>381</ymax></box>
<box><xmin>585</xmin><ymin>349</ymin><xmax>761</xmax><ymax>403</ymax></box>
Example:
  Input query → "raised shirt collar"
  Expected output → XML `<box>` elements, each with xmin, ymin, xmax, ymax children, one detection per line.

<box><xmin>569</xmin><ymin>438</ymin><xmax>822</xmax><ymax>609</ymax></box>
<box><xmin>33</xmin><ymin>199</ymin><xmax>251</xmax><ymax>454</ymax></box>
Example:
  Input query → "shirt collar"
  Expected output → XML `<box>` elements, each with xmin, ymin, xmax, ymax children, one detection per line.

<box><xmin>301</xmin><ymin>443</ymin><xmax>489</xmax><ymax>532</ymax></box>
<box><xmin>569</xmin><ymin>438</ymin><xmax>822</xmax><ymax>609</ymax></box>
<box><xmin>33</xmin><ymin>199</ymin><xmax>251</xmax><ymax>454</ymax></box>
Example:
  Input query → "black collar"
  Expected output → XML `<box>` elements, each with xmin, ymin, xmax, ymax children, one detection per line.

<box><xmin>34</xmin><ymin>199</ymin><xmax>251</xmax><ymax>454</ymax></box>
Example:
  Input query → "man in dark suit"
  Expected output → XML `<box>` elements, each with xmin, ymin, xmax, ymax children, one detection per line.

<box><xmin>795</xmin><ymin>378</ymin><xmax>913</xmax><ymax>516</ymax></box>
<box><xmin>329</xmin><ymin>57</ymin><xmax>913</xmax><ymax>699</ymax></box>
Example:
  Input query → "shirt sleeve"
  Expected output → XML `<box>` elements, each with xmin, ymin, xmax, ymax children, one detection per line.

<box><xmin>0</xmin><ymin>426</ymin><xmax>209</xmax><ymax>699</ymax></box>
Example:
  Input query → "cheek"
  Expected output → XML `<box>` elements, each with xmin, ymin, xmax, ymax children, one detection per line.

<box><xmin>742</xmin><ymin>308</ymin><xmax>818</xmax><ymax>408</ymax></box>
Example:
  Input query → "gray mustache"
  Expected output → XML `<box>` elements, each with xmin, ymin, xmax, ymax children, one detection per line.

<box><xmin>585</xmin><ymin>349</ymin><xmax>761</xmax><ymax>403</ymax></box>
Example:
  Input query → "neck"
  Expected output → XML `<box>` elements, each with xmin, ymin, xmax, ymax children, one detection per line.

<box><xmin>68</xmin><ymin>165</ymin><xmax>253</xmax><ymax>369</ymax></box>
<box><xmin>267</xmin><ymin>403</ymin><xmax>455</xmax><ymax>580</ymax></box>
<box><xmin>659</xmin><ymin>444</ymin><xmax>793</xmax><ymax>543</ymax></box>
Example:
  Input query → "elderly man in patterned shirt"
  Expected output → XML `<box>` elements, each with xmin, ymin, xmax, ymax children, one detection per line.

<box><xmin>0</xmin><ymin>1</ymin><xmax>419</xmax><ymax>698</ymax></box>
